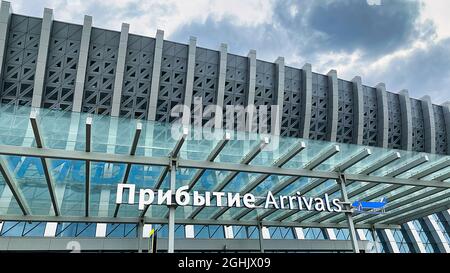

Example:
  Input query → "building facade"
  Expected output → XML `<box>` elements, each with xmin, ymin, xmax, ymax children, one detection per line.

<box><xmin>0</xmin><ymin>1</ymin><xmax>449</xmax><ymax>253</ymax></box>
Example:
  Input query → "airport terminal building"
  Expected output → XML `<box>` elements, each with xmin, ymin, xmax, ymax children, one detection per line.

<box><xmin>0</xmin><ymin>1</ymin><xmax>449</xmax><ymax>253</ymax></box>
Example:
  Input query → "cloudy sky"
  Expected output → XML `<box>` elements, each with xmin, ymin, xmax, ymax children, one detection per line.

<box><xmin>8</xmin><ymin>0</ymin><xmax>450</xmax><ymax>103</ymax></box>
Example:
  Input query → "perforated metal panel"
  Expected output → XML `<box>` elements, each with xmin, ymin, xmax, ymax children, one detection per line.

<box><xmin>0</xmin><ymin>15</ymin><xmax>42</xmax><ymax>110</ymax></box>
<box><xmin>362</xmin><ymin>86</ymin><xmax>378</xmax><ymax>146</ymax></box>
<box><xmin>254</xmin><ymin>60</ymin><xmax>275</xmax><ymax>134</ymax></box>
<box><xmin>223</xmin><ymin>54</ymin><xmax>248</xmax><ymax>130</ymax></box>
<box><xmin>191</xmin><ymin>47</ymin><xmax>219</xmax><ymax>127</ymax></box>
<box><xmin>119</xmin><ymin>34</ymin><xmax>155</xmax><ymax>120</ymax></box>
<box><xmin>155</xmin><ymin>41</ymin><xmax>187</xmax><ymax>123</ymax></box>
<box><xmin>411</xmin><ymin>98</ymin><xmax>425</xmax><ymax>152</ymax></box>
<box><xmin>336</xmin><ymin>79</ymin><xmax>354</xmax><ymax>144</ymax></box>
<box><xmin>280</xmin><ymin>66</ymin><xmax>302</xmax><ymax>137</ymax></box>
<box><xmin>82</xmin><ymin>28</ymin><xmax>120</xmax><ymax>115</ymax></box>
<box><xmin>433</xmin><ymin>105</ymin><xmax>447</xmax><ymax>154</ymax></box>
<box><xmin>386</xmin><ymin>92</ymin><xmax>402</xmax><ymax>149</ymax></box>
<box><xmin>42</xmin><ymin>21</ymin><xmax>82</xmax><ymax>111</ymax></box>
<box><xmin>309</xmin><ymin>72</ymin><xmax>328</xmax><ymax>141</ymax></box>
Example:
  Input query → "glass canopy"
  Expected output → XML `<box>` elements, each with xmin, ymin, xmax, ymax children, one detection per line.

<box><xmin>0</xmin><ymin>104</ymin><xmax>449</xmax><ymax>229</ymax></box>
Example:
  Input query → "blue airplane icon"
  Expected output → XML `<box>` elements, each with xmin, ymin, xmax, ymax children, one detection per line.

<box><xmin>351</xmin><ymin>197</ymin><xmax>387</xmax><ymax>214</ymax></box>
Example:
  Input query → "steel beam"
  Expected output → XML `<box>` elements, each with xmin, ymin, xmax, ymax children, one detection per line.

<box><xmin>373</xmin><ymin>191</ymin><xmax>450</xmax><ymax>224</ymax></box>
<box><xmin>29</xmin><ymin>112</ymin><xmax>60</xmax><ymax>216</ymax></box>
<box><xmin>113</xmin><ymin>122</ymin><xmax>142</xmax><ymax>217</ymax></box>
<box><xmin>186</xmin><ymin>133</ymin><xmax>231</xmax><ymax>191</ymax></box>
<box><xmin>0</xmin><ymin>157</ymin><xmax>30</xmax><ymax>215</ymax></box>
<box><xmin>277</xmin><ymin>151</ymin><xmax>401</xmax><ymax>223</ymax></box>
<box><xmin>85</xmin><ymin>117</ymin><xmax>92</xmax><ymax>217</ymax></box>
<box><xmin>253</xmin><ymin>148</ymin><xmax>370</xmax><ymax>222</ymax></box>
<box><xmin>304</xmin><ymin>144</ymin><xmax>340</xmax><ymax>170</ymax></box>
<box><xmin>212</xmin><ymin>141</ymin><xmax>306</xmax><ymax>220</ymax></box>
<box><xmin>140</xmin><ymin>129</ymin><xmax>188</xmax><ymax>217</ymax></box>
<box><xmin>188</xmin><ymin>138</ymin><xmax>270</xmax><ymax>219</ymax></box>
<box><xmin>314</xmin><ymin>155</ymin><xmax>429</xmax><ymax>223</ymax></box>
<box><xmin>337</xmin><ymin>174</ymin><xmax>360</xmax><ymax>253</ymax></box>
<box><xmin>0</xmin><ymin>214</ymin><xmax>400</xmax><ymax>230</ymax></box>
<box><xmin>354</xmin><ymin>187</ymin><xmax>443</xmax><ymax>224</ymax></box>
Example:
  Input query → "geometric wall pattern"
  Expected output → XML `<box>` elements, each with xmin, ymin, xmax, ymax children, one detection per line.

<box><xmin>433</xmin><ymin>104</ymin><xmax>447</xmax><ymax>155</ymax></box>
<box><xmin>254</xmin><ymin>60</ymin><xmax>275</xmax><ymax>134</ymax></box>
<box><xmin>336</xmin><ymin>79</ymin><xmax>354</xmax><ymax>144</ymax></box>
<box><xmin>411</xmin><ymin>98</ymin><xmax>425</xmax><ymax>152</ymax></box>
<box><xmin>0</xmin><ymin>15</ymin><xmax>449</xmax><ymax>155</ymax></box>
<box><xmin>361</xmin><ymin>85</ymin><xmax>378</xmax><ymax>147</ymax></box>
<box><xmin>386</xmin><ymin>92</ymin><xmax>402</xmax><ymax>150</ymax></box>
<box><xmin>280</xmin><ymin>66</ymin><xmax>302</xmax><ymax>138</ymax></box>
<box><xmin>119</xmin><ymin>34</ymin><xmax>155</xmax><ymax>120</ymax></box>
<box><xmin>309</xmin><ymin>72</ymin><xmax>329</xmax><ymax>141</ymax></box>
<box><xmin>155</xmin><ymin>41</ymin><xmax>188</xmax><ymax>123</ymax></box>
<box><xmin>0</xmin><ymin>15</ymin><xmax>41</xmax><ymax>110</ymax></box>
<box><xmin>191</xmin><ymin>47</ymin><xmax>219</xmax><ymax>127</ymax></box>
<box><xmin>42</xmin><ymin>21</ymin><xmax>82</xmax><ymax>111</ymax></box>
<box><xmin>223</xmin><ymin>54</ymin><xmax>248</xmax><ymax>130</ymax></box>
<box><xmin>81</xmin><ymin>28</ymin><xmax>120</xmax><ymax>116</ymax></box>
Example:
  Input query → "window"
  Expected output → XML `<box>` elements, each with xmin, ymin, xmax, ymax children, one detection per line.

<box><xmin>0</xmin><ymin>221</ymin><xmax>45</xmax><ymax>237</ymax></box>
<box><xmin>304</xmin><ymin>228</ymin><xmax>326</xmax><ymax>240</ymax></box>
<box><xmin>232</xmin><ymin>226</ymin><xmax>259</xmax><ymax>239</ymax></box>
<box><xmin>268</xmin><ymin>227</ymin><xmax>295</xmax><ymax>239</ymax></box>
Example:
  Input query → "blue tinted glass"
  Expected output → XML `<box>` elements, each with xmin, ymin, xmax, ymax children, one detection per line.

<box><xmin>0</xmin><ymin>221</ymin><xmax>25</xmax><ymax>236</ymax></box>
<box><xmin>23</xmin><ymin>222</ymin><xmax>46</xmax><ymax>237</ymax></box>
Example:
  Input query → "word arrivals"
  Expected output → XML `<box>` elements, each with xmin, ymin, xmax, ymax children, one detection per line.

<box><xmin>116</xmin><ymin>184</ymin><xmax>344</xmax><ymax>213</ymax></box>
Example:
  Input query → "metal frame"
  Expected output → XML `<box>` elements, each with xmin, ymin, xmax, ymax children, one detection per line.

<box><xmin>188</xmin><ymin>137</ymin><xmax>270</xmax><ymax>219</ymax></box>
<box><xmin>212</xmin><ymin>140</ymin><xmax>306</xmax><ymax>220</ymax></box>
<box><xmin>29</xmin><ymin>111</ymin><xmax>60</xmax><ymax>216</ymax></box>
<box><xmin>0</xmin><ymin>112</ymin><xmax>449</xmax><ymax>242</ymax></box>
<box><xmin>85</xmin><ymin>117</ymin><xmax>92</xmax><ymax>217</ymax></box>
<box><xmin>113</xmin><ymin>122</ymin><xmax>142</xmax><ymax>217</ymax></box>
<box><xmin>140</xmin><ymin>128</ymin><xmax>189</xmax><ymax>217</ymax></box>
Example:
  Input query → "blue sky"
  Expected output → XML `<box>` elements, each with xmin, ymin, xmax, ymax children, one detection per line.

<box><xmin>8</xmin><ymin>0</ymin><xmax>450</xmax><ymax>103</ymax></box>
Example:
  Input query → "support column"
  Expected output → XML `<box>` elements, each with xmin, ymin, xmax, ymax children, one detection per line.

<box><xmin>351</xmin><ymin>76</ymin><xmax>364</xmax><ymax>145</ymax></box>
<box><xmin>379</xmin><ymin>229</ymin><xmax>400</xmax><ymax>253</ymax></box>
<box><xmin>246</xmin><ymin>49</ymin><xmax>257</xmax><ymax>132</ymax></box>
<box><xmin>167</xmin><ymin>160</ymin><xmax>176</xmax><ymax>253</ymax></box>
<box><xmin>31</xmin><ymin>8</ymin><xmax>53</xmax><ymax>108</ymax></box>
<box><xmin>441</xmin><ymin>102</ymin><xmax>450</xmax><ymax>155</ymax></box>
<box><xmin>423</xmin><ymin>215</ymin><xmax>450</xmax><ymax>253</ymax></box>
<box><xmin>257</xmin><ymin>222</ymin><xmax>264</xmax><ymax>253</ymax></box>
<box><xmin>420</xmin><ymin>95</ymin><xmax>436</xmax><ymax>153</ymax></box>
<box><xmin>300</xmin><ymin>63</ymin><xmax>312</xmax><ymax>139</ymax></box>
<box><xmin>0</xmin><ymin>0</ymin><xmax>12</xmax><ymax>79</ymax></box>
<box><xmin>375</xmin><ymin>83</ymin><xmax>388</xmax><ymax>148</ymax></box>
<box><xmin>182</xmin><ymin>36</ymin><xmax>197</xmax><ymax>125</ymax></box>
<box><xmin>371</xmin><ymin>227</ymin><xmax>380</xmax><ymax>253</ymax></box>
<box><xmin>337</xmin><ymin>173</ymin><xmax>360</xmax><ymax>253</ymax></box>
<box><xmin>327</xmin><ymin>69</ymin><xmax>338</xmax><ymax>142</ymax></box>
<box><xmin>73</xmin><ymin>15</ymin><xmax>92</xmax><ymax>112</ymax></box>
<box><xmin>273</xmin><ymin>57</ymin><xmax>285</xmax><ymax>136</ymax></box>
<box><xmin>147</xmin><ymin>29</ymin><xmax>164</xmax><ymax>121</ymax></box>
<box><xmin>110</xmin><ymin>23</ymin><xmax>130</xmax><ymax>117</ymax></box>
<box><xmin>214</xmin><ymin>43</ymin><xmax>227</xmax><ymax>129</ymax></box>
<box><xmin>398</xmin><ymin>89</ymin><xmax>413</xmax><ymax>151</ymax></box>
<box><xmin>137</xmin><ymin>219</ymin><xmax>143</xmax><ymax>253</ymax></box>
<box><xmin>402</xmin><ymin>222</ymin><xmax>426</xmax><ymax>253</ymax></box>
